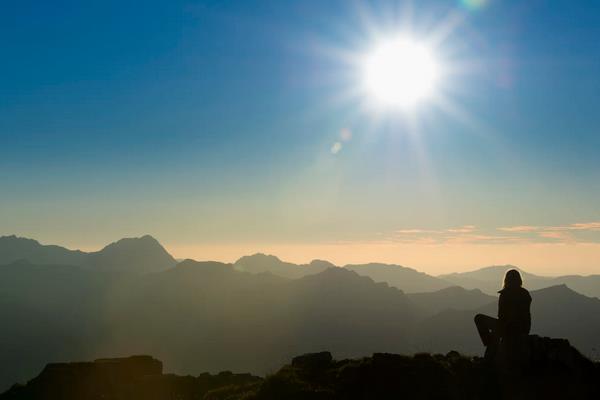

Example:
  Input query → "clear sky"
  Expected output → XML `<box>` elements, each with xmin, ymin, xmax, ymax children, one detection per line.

<box><xmin>2</xmin><ymin>0</ymin><xmax>600</xmax><ymax>275</ymax></box>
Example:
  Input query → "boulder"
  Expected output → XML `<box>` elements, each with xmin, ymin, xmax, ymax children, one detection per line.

<box><xmin>291</xmin><ymin>352</ymin><xmax>333</xmax><ymax>371</ymax></box>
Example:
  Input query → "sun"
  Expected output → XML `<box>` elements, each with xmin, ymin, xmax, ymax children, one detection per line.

<box><xmin>362</xmin><ymin>37</ymin><xmax>440</xmax><ymax>109</ymax></box>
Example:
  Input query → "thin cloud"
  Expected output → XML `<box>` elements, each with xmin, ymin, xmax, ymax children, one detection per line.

<box><xmin>395</xmin><ymin>229</ymin><xmax>428</xmax><ymax>234</ymax></box>
<box><xmin>565</xmin><ymin>222</ymin><xmax>600</xmax><ymax>231</ymax></box>
<box><xmin>498</xmin><ymin>225</ymin><xmax>540</xmax><ymax>232</ymax></box>
<box><xmin>538</xmin><ymin>231</ymin><xmax>575</xmax><ymax>242</ymax></box>
<box><xmin>444</xmin><ymin>234</ymin><xmax>526</xmax><ymax>244</ymax></box>
<box><xmin>387</xmin><ymin>221</ymin><xmax>600</xmax><ymax>245</ymax></box>
<box><xmin>446</xmin><ymin>225</ymin><xmax>476</xmax><ymax>233</ymax></box>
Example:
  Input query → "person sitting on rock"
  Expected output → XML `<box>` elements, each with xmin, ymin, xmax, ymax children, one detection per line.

<box><xmin>474</xmin><ymin>269</ymin><xmax>532</xmax><ymax>360</ymax></box>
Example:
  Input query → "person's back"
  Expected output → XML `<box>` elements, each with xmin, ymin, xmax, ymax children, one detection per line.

<box><xmin>498</xmin><ymin>285</ymin><xmax>531</xmax><ymax>340</ymax></box>
<box><xmin>474</xmin><ymin>269</ymin><xmax>532</xmax><ymax>360</ymax></box>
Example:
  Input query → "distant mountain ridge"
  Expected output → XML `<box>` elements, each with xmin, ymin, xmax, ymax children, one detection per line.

<box><xmin>3</xmin><ymin>235</ymin><xmax>600</xmax><ymax>297</ymax></box>
<box><xmin>0</xmin><ymin>235</ymin><xmax>176</xmax><ymax>274</ymax></box>
<box><xmin>235</xmin><ymin>254</ymin><xmax>452</xmax><ymax>293</ymax></box>
<box><xmin>440</xmin><ymin>264</ymin><xmax>600</xmax><ymax>298</ymax></box>
<box><xmin>234</xmin><ymin>253</ymin><xmax>334</xmax><ymax>279</ymax></box>
<box><xmin>346</xmin><ymin>263</ymin><xmax>451</xmax><ymax>293</ymax></box>
<box><xmin>414</xmin><ymin>284</ymin><xmax>600</xmax><ymax>356</ymax></box>
<box><xmin>1</xmin><ymin>251</ymin><xmax>600</xmax><ymax>392</ymax></box>
<box><xmin>0</xmin><ymin>235</ymin><xmax>88</xmax><ymax>266</ymax></box>
<box><xmin>407</xmin><ymin>286</ymin><xmax>495</xmax><ymax>315</ymax></box>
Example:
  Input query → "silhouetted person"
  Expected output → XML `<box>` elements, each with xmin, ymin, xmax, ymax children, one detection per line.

<box><xmin>474</xmin><ymin>269</ymin><xmax>532</xmax><ymax>360</ymax></box>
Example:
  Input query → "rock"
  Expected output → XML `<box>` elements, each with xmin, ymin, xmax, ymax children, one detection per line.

<box><xmin>495</xmin><ymin>335</ymin><xmax>594</xmax><ymax>374</ymax></box>
<box><xmin>2</xmin><ymin>347</ymin><xmax>599</xmax><ymax>399</ymax></box>
<box><xmin>0</xmin><ymin>355</ymin><xmax>261</xmax><ymax>400</ymax></box>
<box><xmin>291</xmin><ymin>352</ymin><xmax>332</xmax><ymax>371</ymax></box>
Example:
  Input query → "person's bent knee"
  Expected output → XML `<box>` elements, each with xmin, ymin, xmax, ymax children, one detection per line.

<box><xmin>474</xmin><ymin>314</ymin><xmax>484</xmax><ymax>324</ymax></box>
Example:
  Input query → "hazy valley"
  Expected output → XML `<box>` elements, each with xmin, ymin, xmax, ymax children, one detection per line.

<box><xmin>1</xmin><ymin>234</ymin><xmax>600</xmax><ymax>392</ymax></box>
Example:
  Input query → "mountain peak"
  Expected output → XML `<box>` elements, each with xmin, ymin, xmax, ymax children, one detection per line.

<box><xmin>87</xmin><ymin>235</ymin><xmax>176</xmax><ymax>273</ymax></box>
<box><xmin>308</xmin><ymin>259</ymin><xmax>336</xmax><ymax>268</ymax></box>
<box><xmin>100</xmin><ymin>235</ymin><xmax>161</xmax><ymax>249</ymax></box>
<box><xmin>172</xmin><ymin>259</ymin><xmax>233</xmax><ymax>274</ymax></box>
<box><xmin>534</xmin><ymin>283</ymin><xmax>575</xmax><ymax>295</ymax></box>
<box><xmin>300</xmin><ymin>266</ymin><xmax>371</xmax><ymax>285</ymax></box>
<box><xmin>344</xmin><ymin>263</ymin><xmax>451</xmax><ymax>293</ymax></box>
<box><xmin>236</xmin><ymin>253</ymin><xmax>282</xmax><ymax>263</ymax></box>
<box><xmin>233</xmin><ymin>253</ymin><xmax>328</xmax><ymax>279</ymax></box>
<box><xmin>0</xmin><ymin>235</ymin><xmax>41</xmax><ymax>246</ymax></box>
<box><xmin>0</xmin><ymin>235</ymin><xmax>86</xmax><ymax>266</ymax></box>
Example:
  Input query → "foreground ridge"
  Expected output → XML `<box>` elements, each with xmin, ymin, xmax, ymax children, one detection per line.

<box><xmin>2</xmin><ymin>336</ymin><xmax>599</xmax><ymax>400</ymax></box>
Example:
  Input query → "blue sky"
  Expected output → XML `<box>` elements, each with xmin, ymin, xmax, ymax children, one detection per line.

<box><xmin>1</xmin><ymin>1</ymin><xmax>600</xmax><ymax>273</ymax></box>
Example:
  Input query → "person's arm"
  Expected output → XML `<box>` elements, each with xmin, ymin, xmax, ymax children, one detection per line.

<box><xmin>497</xmin><ymin>292</ymin><xmax>507</xmax><ymax>336</ymax></box>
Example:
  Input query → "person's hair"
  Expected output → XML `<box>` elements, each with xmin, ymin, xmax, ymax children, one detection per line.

<box><xmin>503</xmin><ymin>269</ymin><xmax>523</xmax><ymax>289</ymax></box>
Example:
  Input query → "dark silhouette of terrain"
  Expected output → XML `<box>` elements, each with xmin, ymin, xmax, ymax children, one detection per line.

<box><xmin>0</xmin><ymin>235</ymin><xmax>176</xmax><ymax>274</ymax></box>
<box><xmin>0</xmin><ymin>235</ymin><xmax>88</xmax><ymax>266</ymax></box>
<box><xmin>235</xmin><ymin>254</ymin><xmax>453</xmax><ymax>293</ymax></box>
<box><xmin>2</xmin><ymin>235</ymin><xmax>600</xmax><ymax>392</ymax></box>
<box><xmin>236</xmin><ymin>253</ymin><xmax>600</xmax><ymax>297</ymax></box>
<box><xmin>0</xmin><ymin>356</ymin><xmax>260</xmax><ymax>400</ymax></box>
<box><xmin>4</xmin><ymin>235</ymin><xmax>600</xmax><ymax>295</ymax></box>
<box><xmin>408</xmin><ymin>286</ymin><xmax>495</xmax><ymax>315</ymax></box>
<box><xmin>441</xmin><ymin>265</ymin><xmax>600</xmax><ymax>298</ymax></box>
<box><xmin>415</xmin><ymin>284</ymin><xmax>600</xmax><ymax>356</ymax></box>
<box><xmin>0</xmin><ymin>260</ymin><xmax>418</xmax><ymax>391</ymax></box>
<box><xmin>3</xmin><ymin>342</ymin><xmax>598</xmax><ymax>400</ymax></box>
<box><xmin>345</xmin><ymin>262</ymin><xmax>452</xmax><ymax>293</ymax></box>
<box><xmin>235</xmin><ymin>253</ymin><xmax>334</xmax><ymax>279</ymax></box>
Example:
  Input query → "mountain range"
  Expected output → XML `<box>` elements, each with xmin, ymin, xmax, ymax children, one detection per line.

<box><xmin>3</xmin><ymin>235</ymin><xmax>599</xmax><ymax>296</ymax></box>
<box><xmin>440</xmin><ymin>265</ymin><xmax>600</xmax><ymax>298</ymax></box>
<box><xmin>0</xmin><ymin>235</ymin><xmax>176</xmax><ymax>273</ymax></box>
<box><xmin>235</xmin><ymin>253</ymin><xmax>600</xmax><ymax>298</ymax></box>
<box><xmin>1</xmin><ymin>234</ymin><xmax>600</xmax><ymax>392</ymax></box>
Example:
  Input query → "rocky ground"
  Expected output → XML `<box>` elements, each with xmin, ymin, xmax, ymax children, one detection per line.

<box><xmin>2</xmin><ymin>336</ymin><xmax>599</xmax><ymax>400</ymax></box>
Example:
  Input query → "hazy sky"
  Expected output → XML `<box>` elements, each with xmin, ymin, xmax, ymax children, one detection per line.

<box><xmin>2</xmin><ymin>1</ymin><xmax>600</xmax><ymax>275</ymax></box>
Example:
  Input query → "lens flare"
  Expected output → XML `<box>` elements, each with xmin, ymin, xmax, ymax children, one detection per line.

<box><xmin>461</xmin><ymin>0</ymin><xmax>488</xmax><ymax>11</ymax></box>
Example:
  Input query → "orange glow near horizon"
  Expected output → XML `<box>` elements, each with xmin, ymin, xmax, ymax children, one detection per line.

<box><xmin>165</xmin><ymin>241</ymin><xmax>600</xmax><ymax>277</ymax></box>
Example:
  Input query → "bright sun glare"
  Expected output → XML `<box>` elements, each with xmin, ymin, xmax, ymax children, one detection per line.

<box><xmin>363</xmin><ymin>37</ymin><xmax>439</xmax><ymax>109</ymax></box>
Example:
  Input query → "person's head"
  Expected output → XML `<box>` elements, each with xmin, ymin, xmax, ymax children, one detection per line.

<box><xmin>503</xmin><ymin>269</ymin><xmax>523</xmax><ymax>289</ymax></box>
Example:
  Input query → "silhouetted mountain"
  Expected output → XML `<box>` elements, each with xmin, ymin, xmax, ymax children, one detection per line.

<box><xmin>2</xmin><ymin>252</ymin><xmax>600</xmax><ymax>393</ymax></box>
<box><xmin>235</xmin><ymin>255</ymin><xmax>453</xmax><ymax>293</ymax></box>
<box><xmin>0</xmin><ymin>260</ymin><xmax>118</xmax><ymax>391</ymax></box>
<box><xmin>98</xmin><ymin>264</ymin><xmax>419</xmax><ymax>375</ymax></box>
<box><xmin>0</xmin><ymin>355</ymin><xmax>261</xmax><ymax>400</ymax></box>
<box><xmin>407</xmin><ymin>286</ymin><xmax>496</xmax><ymax>315</ymax></box>
<box><xmin>0</xmin><ymin>259</ymin><xmax>422</xmax><ymax>391</ymax></box>
<box><xmin>86</xmin><ymin>235</ymin><xmax>176</xmax><ymax>273</ymax></box>
<box><xmin>0</xmin><ymin>235</ymin><xmax>87</xmax><ymax>266</ymax></box>
<box><xmin>234</xmin><ymin>253</ymin><xmax>333</xmax><ymax>279</ymax></box>
<box><xmin>4</xmin><ymin>347</ymin><xmax>599</xmax><ymax>400</ymax></box>
<box><xmin>440</xmin><ymin>265</ymin><xmax>600</xmax><ymax>298</ymax></box>
<box><xmin>439</xmin><ymin>265</ymin><xmax>548</xmax><ymax>294</ymax></box>
<box><xmin>0</xmin><ymin>235</ymin><xmax>176</xmax><ymax>274</ymax></box>
<box><xmin>545</xmin><ymin>275</ymin><xmax>600</xmax><ymax>299</ymax></box>
<box><xmin>345</xmin><ymin>263</ymin><xmax>452</xmax><ymax>293</ymax></box>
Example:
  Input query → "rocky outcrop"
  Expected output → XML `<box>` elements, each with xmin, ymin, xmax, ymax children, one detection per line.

<box><xmin>495</xmin><ymin>334</ymin><xmax>595</xmax><ymax>372</ymax></box>
<box><xmin>2</xmin><ymin>341</ymin><xmax>599</xmax><ymax>399</ymax></box>
<box><xmin>1</xmin><ymin>356</ymin><xmax>260</xmax><ymax>400</ymax></box>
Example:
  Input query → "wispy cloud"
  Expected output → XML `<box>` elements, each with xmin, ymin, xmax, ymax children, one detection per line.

<box><xmin>444</xmin><ymin>234</ymin><xmax>524</xmax><ymax>244</ymax></box>
<box><xmin>498</xmin><ymin>225</ymin><xmax>540</xmax><ymax>232</ymax></box>
<box><xmin>537</xmin><ymin>231</ymin><xmax>574</xmax><ymax>241</ymax></box>
<box><xmin>386</xmin><ymin>221</ymin><xmax>600</xmax><ymax>245</ymax></box>
<box><xmin>395</xmin><ymin>229</ymin><xmax>440</xmax><ymax>234</ymax></box>
<box><xmin>548</xmin><ymin>222</ymin><xmax>600</xmax><ymax>231</ymax></box>
<box><xmin>446</xmin><ymin>225</ymin><xmax>477</xmax><ymax>233</ymax></box>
